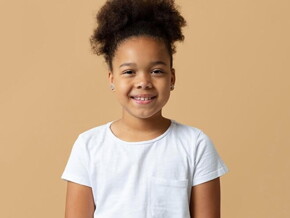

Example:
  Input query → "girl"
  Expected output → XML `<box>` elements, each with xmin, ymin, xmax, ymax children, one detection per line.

<box><xmin>61</xmin><ymin>0</ymin><xmax>228</xmax><ymax>217</ymax></box>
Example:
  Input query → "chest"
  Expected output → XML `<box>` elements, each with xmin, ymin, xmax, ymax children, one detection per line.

<box><xmin>92</xmin><ymin>141</ymin><xmax>192</xmax><ymax>184</ymax></box>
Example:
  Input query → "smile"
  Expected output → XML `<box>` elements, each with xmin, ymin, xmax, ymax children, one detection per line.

<box><xmin>130</xmin><ymin>95</ymin><xmax>157</xmax><ymax>104</ymax></box>
<box><xmin>132</xmin><ymin>96</ymin><xmax>156</xmax><ymax>101</ymax></box>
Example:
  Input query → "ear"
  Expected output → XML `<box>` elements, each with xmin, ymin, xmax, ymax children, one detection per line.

<box><xmin>108</xmin><ymin>71</ymin><xmax>114</xmax><ymax>84</ymax></box>
<box><xmin>171</xmin><ymin>68</ymin><xmax>176</xmax><ymax>86</ymax></box>
<box><xmin>108</xmin><ymin>72</ymin><xmax>116</xmax><ymax>91</ymax></box>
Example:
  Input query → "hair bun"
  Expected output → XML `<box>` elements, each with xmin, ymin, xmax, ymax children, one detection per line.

<box><xmin>90</xmin><ymin>0</ymin><xmax>186</xmax><ymax>69</ymax></box>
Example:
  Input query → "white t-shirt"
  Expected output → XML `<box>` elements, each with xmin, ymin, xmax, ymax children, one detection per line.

<box><xmin>61</xmin><ymin>120</ymin><xmax>228</xmax><ymax>218</ymax></box>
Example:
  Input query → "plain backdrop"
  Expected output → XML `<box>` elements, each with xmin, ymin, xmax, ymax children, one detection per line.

<box><xmin>0</xmin><ymin>0</ymin><xmax>289</xmax><ymax>217</ymax></box>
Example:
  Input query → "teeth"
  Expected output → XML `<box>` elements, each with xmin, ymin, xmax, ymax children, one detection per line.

<box><xmin>134</xmin><ymin>97</ymin><xmax>153</xmax><ymax>101</ymax></box>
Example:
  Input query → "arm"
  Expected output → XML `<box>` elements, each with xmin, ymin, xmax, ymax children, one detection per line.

<box><xmin>189</xmin><ymin>178</ymin><xmax>221</xmax><ymax>218</ymax></box>
<box><xmin>65</xmin><ymin>181</ymin><xmax>95</xmax><ymax>218</ymax></box>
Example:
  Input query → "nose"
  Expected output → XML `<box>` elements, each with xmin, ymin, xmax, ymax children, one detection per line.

<box><xmin>135</xmin><ymin>73</ymin><xmax>153</xmax><ymax>89</ymax></box>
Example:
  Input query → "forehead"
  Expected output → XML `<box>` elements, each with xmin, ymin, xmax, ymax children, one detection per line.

<box><xmin>113</xmin><ymin>36</ymin><xmax>171</xmax><ymax>66</ymax></box>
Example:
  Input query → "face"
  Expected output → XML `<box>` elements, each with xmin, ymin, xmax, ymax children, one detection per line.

<box><xmin>109</xmin><ymin>36</ymin><xmax>175</xmax><ymax>120</ymax></box>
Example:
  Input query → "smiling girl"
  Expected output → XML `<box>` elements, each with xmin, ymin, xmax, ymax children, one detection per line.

<box><xmin>61</xmin><ymin>0</ymin><xmax>228</xmax><ymax>217</ymax></box>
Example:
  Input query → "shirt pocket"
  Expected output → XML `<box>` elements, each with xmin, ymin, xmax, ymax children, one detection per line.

<box><xmin>150</xmin><ymin>176</ymin><xmax>190</xmax><ymax>218</ymax></box>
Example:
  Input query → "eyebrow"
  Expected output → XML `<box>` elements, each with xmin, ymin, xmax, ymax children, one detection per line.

<box><xmin>119</xmin><ymin>61</ymin><xmax>167</xmax><ymax>68</ymax></box>
<box><xmin>119</xmin><ymin>63</ymin><xmax>137</xmax><ymax>68</ymax></box>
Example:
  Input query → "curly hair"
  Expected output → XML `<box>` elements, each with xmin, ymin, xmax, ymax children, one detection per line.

<box><xmin>90</xmin><ymin>0</ymin><xmax>186</xmax><ymax>70</ymax></box>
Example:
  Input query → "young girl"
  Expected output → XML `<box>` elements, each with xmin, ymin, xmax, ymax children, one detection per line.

<box><xmin>61</xmin><ymin>0</ymin><xmax>228</xmax><ymax>217</ymax></box>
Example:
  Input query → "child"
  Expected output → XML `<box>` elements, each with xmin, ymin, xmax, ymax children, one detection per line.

<box><xmin>61</xmin><ymin>0</ymin><xmax>228</xmax><ymax>217</ymax></box>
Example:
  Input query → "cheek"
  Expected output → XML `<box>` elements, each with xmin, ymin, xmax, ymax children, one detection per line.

<box><xmin>115</xmin><ymin>81</ymin><xmax>131</xmax><ymax>95</ymax></box>
<box><xmin>118</xmin><ymin>82</ymin><xmax>129</xmax><ymax>90</ymax></box>
<box><xmin>159</xmin><ymin>80</ymin><xmax>171</xmax><ymax>91</ymax></box>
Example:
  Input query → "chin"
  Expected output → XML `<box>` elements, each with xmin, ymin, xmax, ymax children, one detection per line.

<box><xmin>133</xmin><ymin>111</ymin><xmax>163</xmax><ymax>120</ymax></box>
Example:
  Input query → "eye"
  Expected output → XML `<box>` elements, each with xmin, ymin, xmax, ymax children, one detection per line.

<box><xmin>122</xmin><ymin>70</ymin><xmax>135</xmax><ymax>75</ymax></box>
<box><xmin>151</xmin><ymin>69</ymin><xmax>164</xmax><ymax>75</ymax></box>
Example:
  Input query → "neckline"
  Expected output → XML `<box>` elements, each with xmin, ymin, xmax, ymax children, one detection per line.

<box><xmin>106</xmin><ymin>119</ymin><xmax>175</xmax><ymax>145</ymax></box>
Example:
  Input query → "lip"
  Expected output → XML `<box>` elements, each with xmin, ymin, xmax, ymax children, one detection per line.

<box><xmin>131</xmin><ymin>94</ymin><xmax>156</xmax><ymax>97</ymax></box>
<box><xmin>130</xmin><ymin>94</ymin><xmax>157</xmax><ymax>105</ymax></box>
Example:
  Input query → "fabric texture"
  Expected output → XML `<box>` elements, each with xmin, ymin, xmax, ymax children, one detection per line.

<box><xmin>61</xmin><ymin>120</ymin><xmax>228</xmax><ymax>218</ymax></box>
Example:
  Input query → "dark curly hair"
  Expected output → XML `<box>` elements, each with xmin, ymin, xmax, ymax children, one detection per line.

<box><xmin>90</xmin><ymin>0</ymin><xmax>186</xmax><ymax>70</ymax></box>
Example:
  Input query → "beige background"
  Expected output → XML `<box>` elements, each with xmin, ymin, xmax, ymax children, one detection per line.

<box><xmin>1</xmin><ymin>0</ymin><xmax>289</xmax><ymax>217</ymax></box>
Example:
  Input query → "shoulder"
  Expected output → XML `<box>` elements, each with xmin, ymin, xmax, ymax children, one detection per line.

<box><xmin>74</xmin><ymin>121</ymin><xmax>111</xmax><ymax>149</ymax></box>
<box><xmin>79</xmin><ymin>122</ymin><xmax>108</xmax><ymax>138</ymax></box>
<box><xmin>171</xmin><ymin>120</ymin><xmax>208</xmax><ymax>141</ymax></box>
<box><xmin>171</xmin><ymin>120</ymin><xmax>215</xmax><ymax>152</ymax></box>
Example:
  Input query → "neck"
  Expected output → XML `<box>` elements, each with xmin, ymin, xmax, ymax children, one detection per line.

<box><xmin>119</xmin><ymin>112</ymin><xmax>169</xmax><ymax>132</ymax></box>
<box><xmin>110</xmin><ymin>111</ymin><xmax>172</xmax><ymax>142</ymax></box>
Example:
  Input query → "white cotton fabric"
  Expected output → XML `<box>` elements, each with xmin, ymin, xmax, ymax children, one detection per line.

<box><xmin>61</xmin><ymin>120</ymin><xmax>228</xmax><ymax>218</ymax></box>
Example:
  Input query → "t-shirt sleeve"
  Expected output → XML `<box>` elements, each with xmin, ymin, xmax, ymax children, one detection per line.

<box><xmin>192</xmin><ymin>131</ymin><xmax>228</xmax><ymax>186</ymax></box>
<box><xmin>61</xmin><ymin>135</ymin><xmax>91</xmax><ymax>187</ymax></box>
